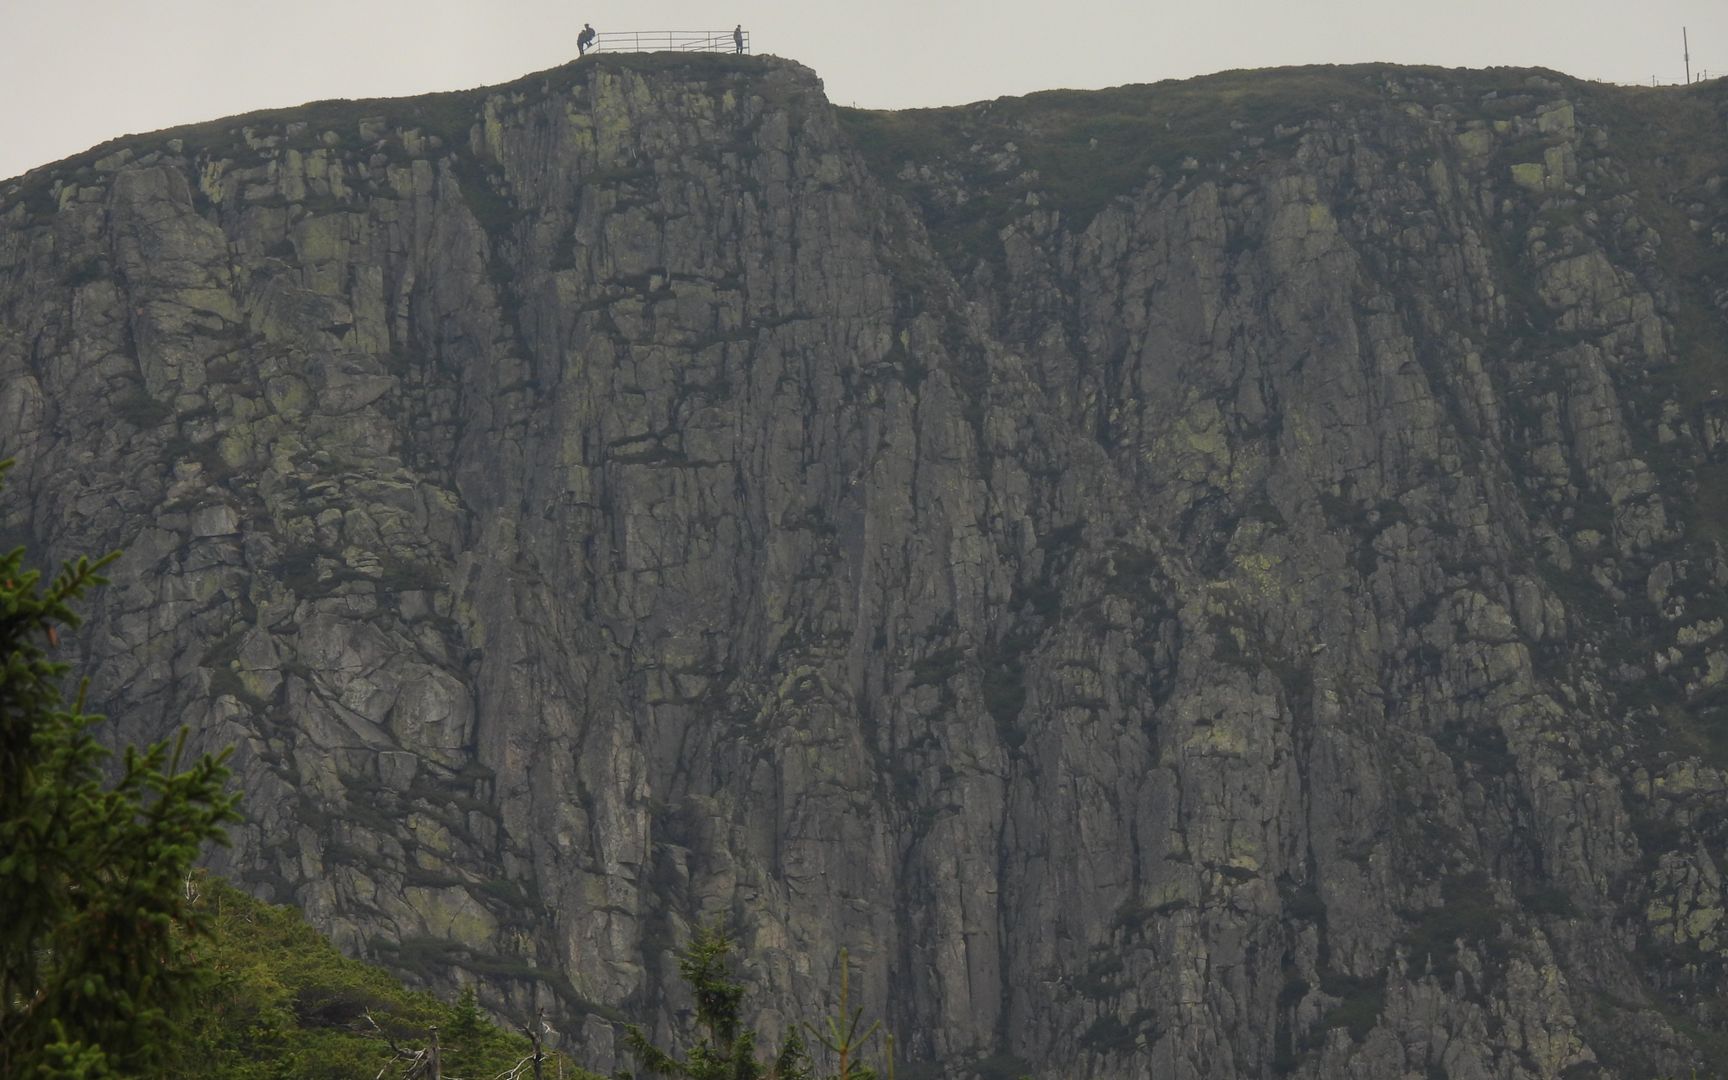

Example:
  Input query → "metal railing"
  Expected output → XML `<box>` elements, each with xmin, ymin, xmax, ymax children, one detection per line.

<box><xmin>585</xmin><ymin>29</ymin><xmax>750</xmax><ymax>54</ymax></box>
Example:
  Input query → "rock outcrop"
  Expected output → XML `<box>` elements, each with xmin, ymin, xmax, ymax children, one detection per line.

<box><xmin>5</xmin><ymin>55</ymin><xmax>1728</xmax><ymax>1078</ymax></box>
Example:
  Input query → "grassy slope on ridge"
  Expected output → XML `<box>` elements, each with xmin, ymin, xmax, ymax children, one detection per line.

<box><xmin>174</xmin><ymin>877</ymin><xmax>595</xmax><ymax>1079</ymax></box>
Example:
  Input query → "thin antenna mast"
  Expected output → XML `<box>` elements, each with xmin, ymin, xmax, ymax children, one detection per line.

<box><xmin>1685</xmin><ymin>27</ymin><xmax>1692</xmax><ymax>84</ymax></box>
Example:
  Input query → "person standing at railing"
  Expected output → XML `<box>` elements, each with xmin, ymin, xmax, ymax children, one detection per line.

<box><xmin>734</xmin><ymin>24</ymin><xmax>745</xmax><ymax>53</ymax></box>
<box><xmin>578</xmin><ymin>22</ymin><xmax>596</xmax><ymax>56</ymax></box>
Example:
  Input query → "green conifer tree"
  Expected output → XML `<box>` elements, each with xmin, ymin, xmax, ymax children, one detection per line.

<box><xmin>622</xmin><ymin>925</ymin><xmax>889</xmax><ymax>1080</ymax></box>
<box><xmin>624</xmin><ymin>921</ymin><xmax>772</xmax><ymax>1080</ymax></box>
<box><xmin>807</xmin><ymin>949</ymin><xmax>881</xmax><ymax>1080</ymax></box>
<box><xmin>0</xmin><ymin>462</ymin><xmax>240</xmax><ymax>1077</ymax></box>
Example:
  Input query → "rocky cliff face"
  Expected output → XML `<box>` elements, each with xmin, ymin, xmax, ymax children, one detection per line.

<box><xmin>5</xmin><ymin>54</ymin><xmax>1728</xmax><ymax>1078</ymax></box>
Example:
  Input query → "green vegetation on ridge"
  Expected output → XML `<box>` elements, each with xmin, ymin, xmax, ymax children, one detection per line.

<box><xmin>841</xmin><ymin>65</ymin><xmax>1544</xmax><ymax>225</ymax></box>
<box><xmin>841</xmin><ymin>66</ymin><xmax>1384</xmax><ymax>226</ymax></box>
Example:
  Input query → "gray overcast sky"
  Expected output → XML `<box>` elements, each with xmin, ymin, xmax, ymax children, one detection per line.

<box><xmin>3</xmin><ymin>0</ymin><xmax>1727</xmax><ymax>182</ymax></box>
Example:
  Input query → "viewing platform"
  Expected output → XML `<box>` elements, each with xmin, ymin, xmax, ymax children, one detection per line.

<box><xmin>586</xmin><ymin>30</ymin><xmax>750</xmax><ymax>54</ymax></box>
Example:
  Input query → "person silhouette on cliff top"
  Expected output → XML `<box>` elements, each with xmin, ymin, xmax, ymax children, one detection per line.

<box><xmin>578</xmin><ymin>22</ymin><xmax>596</xmax><ymax>56</ymax></box>
<box><xmin>734</xmin><ymin>24</ymin><xmax>744</xmax><ymax>53</ymax></box>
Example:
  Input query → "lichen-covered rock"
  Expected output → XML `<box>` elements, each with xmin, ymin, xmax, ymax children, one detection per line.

<box><xmin>5</xmin><ymin>56</ymin><xmax>1728</xmax><ymax>1079</ymax></box>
